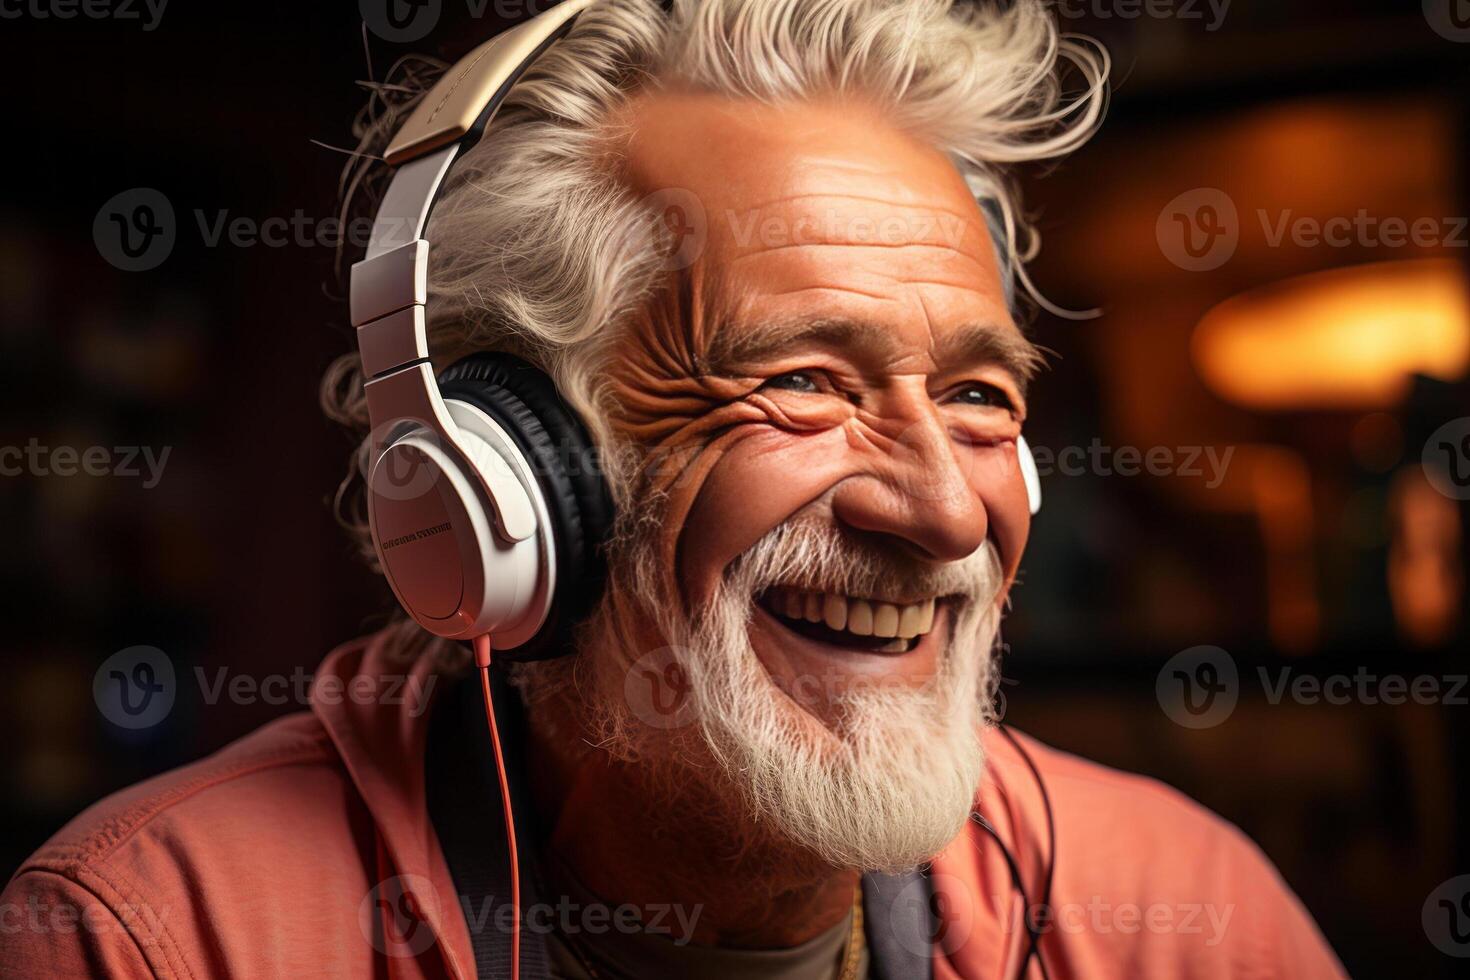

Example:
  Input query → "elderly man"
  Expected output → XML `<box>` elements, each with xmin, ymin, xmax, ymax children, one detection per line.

<box><xmin>3</xmin><ymin>1</ymin><xmax>1345</xmax><ymax>977</ymax></box>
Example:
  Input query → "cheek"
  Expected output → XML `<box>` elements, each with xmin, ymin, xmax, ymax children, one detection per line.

<box><xmin>677</xmin><ymin>430</ymin><xmax>1035</xmax><ymax>601</ymax></box>
<box><xmin>678</xmin><ymin>427</ymin><xmax>851</xmax><ymax>602</ymax></box>
<box><xmin>968</xmin><ymin>441</ymin><xmax>1031</xmax><ymax>587</ymax></box>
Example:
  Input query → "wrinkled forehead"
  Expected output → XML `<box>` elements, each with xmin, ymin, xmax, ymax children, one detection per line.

<box><xmin>616</xmin><ymin>90</ymin><xmax>1016</xmax><ymax>338</ymax></box>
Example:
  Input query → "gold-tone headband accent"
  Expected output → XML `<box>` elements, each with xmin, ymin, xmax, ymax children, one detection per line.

<box><xmin>384</xmin><ymin>0</ymin><xmax>594</xmax><ymax>166</ymax></box>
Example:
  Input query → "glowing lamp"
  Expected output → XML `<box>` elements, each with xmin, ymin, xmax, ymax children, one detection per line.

<box><xmin>1192</xmin><ymin>259</ymin><xmax>1470</xmax><ymax>410</ymax></box>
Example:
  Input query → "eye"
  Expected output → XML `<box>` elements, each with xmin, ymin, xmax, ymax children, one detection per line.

<box><xmin>759</xmin><ymin>370</ymin><xmax>823</xmax><ymax>394</ymax></box>
<box><xmin>949</xmin><ymin>382</ymin><xmax>1016</xmax><ymax>411</ymax></box>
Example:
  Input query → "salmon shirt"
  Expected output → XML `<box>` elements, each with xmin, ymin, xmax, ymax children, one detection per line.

<box><xmin>1</xmin><ymin>632</ymin><xmax>1347</xmax><ymax>978</ymax></box>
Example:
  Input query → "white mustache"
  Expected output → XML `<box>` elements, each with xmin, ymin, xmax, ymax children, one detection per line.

<box><xmin>725</xmin><ymin>520</ymin><xmax>1003</xmax><ymax>614</ymax></box>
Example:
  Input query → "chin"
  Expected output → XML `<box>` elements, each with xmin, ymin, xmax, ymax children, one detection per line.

<box><xmin>597</xmin><ymin>522</ymin><xmax>1004</xmax><ymax>870</ymax></box>
<box><xmin>683</xmin><ymin>598</ymin><xmax>993</xmax><ymax>872</ymax></box>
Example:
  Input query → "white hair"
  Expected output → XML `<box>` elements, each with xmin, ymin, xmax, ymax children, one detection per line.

<box><xmin>324</xmin><ymin>0</ymin><xmax>1107</xmax><ymax>563</ymax></box>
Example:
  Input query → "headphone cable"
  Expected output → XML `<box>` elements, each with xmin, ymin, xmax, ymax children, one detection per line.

<box><xmin>971</xmin><ymin>723</ymin><xmax>1056</xmax><ymax>980</ymax></box>
<box><xmin>999</xmin><ymin>725</ymin><xmax>1057</xmax><ymax>946</ymax></box>
<box><xmin>474</xmin><ymin>634</ymin><xmax>521</xmax><ymax>980</ymax></box>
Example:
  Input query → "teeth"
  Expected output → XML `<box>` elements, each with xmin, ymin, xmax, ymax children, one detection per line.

<box><xmin>767</xmin><ymin>589</ymin><xmax>940</xmax><ymax>641</ymax></box>
<box><xmin>873</xmin><ymin>603</ymin><xmax>900</xmax><ymax>638</ymax></box>
<box><xmin>823</xmin><ymin>594</ymin><xmax>847</xmax><ymax>631</ymax></box>
<box><xmin>898</xmin><ymin>603</ymin><xmax>925</xmax><ymax>638</ymax></box>
<box><xmin>803</xmin><ymin>593</ymin><xmax>822</xmax><ymax>623</ymax></box>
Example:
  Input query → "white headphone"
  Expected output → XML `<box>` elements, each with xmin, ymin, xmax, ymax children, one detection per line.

<box><xmin>349</xmin><ymin>0</ymin><xmax>1041</xmax><ymax>655</ymax></box>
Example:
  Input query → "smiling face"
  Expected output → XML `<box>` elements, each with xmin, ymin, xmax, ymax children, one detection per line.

<box><xmin>570</xmin><ymin>91</ymin><xmax>1039</xmax><ymax>868</ymax></box>
<box><xmin>608</xmin><ymin>91</ymin><xmax>1035</xmax><ymax>680</ymax></box>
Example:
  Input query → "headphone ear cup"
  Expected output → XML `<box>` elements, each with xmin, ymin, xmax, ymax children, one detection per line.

<box><xmin>438</xmin><ymin>353</ymin><xmax>613</xmax><ymax>658</ymax></box>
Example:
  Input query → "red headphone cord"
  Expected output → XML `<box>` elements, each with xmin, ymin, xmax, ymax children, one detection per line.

<box><xmin>473</xmin><ymin>634</ymin><xmax>521</xmax><ymax>980</ymax></box>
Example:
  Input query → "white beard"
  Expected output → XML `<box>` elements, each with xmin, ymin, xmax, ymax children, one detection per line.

<box><xmin>538</xmin><ymin>519</ymin><xmax>1006</xmax><ymax>874</ymax></box>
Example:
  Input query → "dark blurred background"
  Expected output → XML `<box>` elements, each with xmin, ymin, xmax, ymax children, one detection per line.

<box><xmin>2</xmin><ymin>2</ymin><xmax>1467</xmax><ymax>976</ymax></box>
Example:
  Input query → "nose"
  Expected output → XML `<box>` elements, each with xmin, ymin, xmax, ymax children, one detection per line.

<box><xmin>830</xmin><ymin>411</ymin><xmax>989</xmax><ymax>563</ymax></box>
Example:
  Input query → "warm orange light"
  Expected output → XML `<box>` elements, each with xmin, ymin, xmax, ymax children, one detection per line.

<box><xmin>1192</xmin><ymin>259</ymin><xmax>1470</xmax><ymax>410</ymax></box>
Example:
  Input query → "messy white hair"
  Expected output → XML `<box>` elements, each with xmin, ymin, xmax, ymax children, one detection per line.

<box><xmin>323</xmin><ymin>0</ymin><xmax>1107</xmax><ymax>564</ymax></box>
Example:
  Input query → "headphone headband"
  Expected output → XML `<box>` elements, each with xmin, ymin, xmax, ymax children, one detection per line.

<box><xmin>386</xmin><ymin>0</ymin><xmax>593</xmax><ymax>166</ymax></box>
<box><xmin>350</xmin><ymin>0</ymin><xmax>595</xmax><ymax>541</ymax></box>
<box><xmin>350</xmin><ymin>0</ymin><xmax>596</xmax><ymax>644</ymax></box>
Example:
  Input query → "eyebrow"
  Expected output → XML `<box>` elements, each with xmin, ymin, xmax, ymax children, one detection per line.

<box><xmin>703</xmin><ymin>315</ymin><xmax>1045</xmax><ymax>393</ymax></box>
<box><xmin>932</xmin><ymin>323</ymin><xmax>1047</xmax><ymax>393</ymax></box>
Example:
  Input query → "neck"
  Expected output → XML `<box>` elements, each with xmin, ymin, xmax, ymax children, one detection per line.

<box><xmin>525</xmin><ymin>692</ymin><xmax>859</xmax><ymax>948</ymax></box>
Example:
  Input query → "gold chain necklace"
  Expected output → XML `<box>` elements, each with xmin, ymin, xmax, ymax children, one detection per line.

<box><xmin>838</xmin><ymin>885</ymin><xmax>865</xmax><ymax>980</ymax></box>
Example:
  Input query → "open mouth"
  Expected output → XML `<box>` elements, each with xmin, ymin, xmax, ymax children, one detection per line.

<box><xmin>756</xmin><ymin>587</ymin><xmax>945</xmax><ymax>654</ymax></box>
